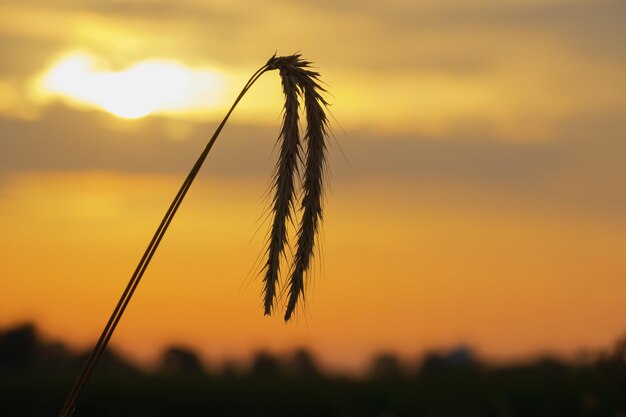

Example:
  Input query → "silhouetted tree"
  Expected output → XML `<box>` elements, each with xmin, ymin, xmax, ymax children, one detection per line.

<box><xmin>219</xmin><ymin>359</ymin><xmax>241</xmax><ymax>378</ymax></box>
<box><xmin>250</xmin><ymin>350</ymin><xmax>281</xmax><ymax>378</ymax></box>
<box><xmin>369</xmin><ymin>352</ymin><xmax>405</xmax><ymax>380</ymax></box>
<box><xmin>285</xmin><ymin>348</ymin><xmax>320</xmax><ymax>378</ymax></box>
<box><xmin>611</xmin><ymin>335</ymin><xmax>626</xmax><ymax>365</ymax></box>
<box><xmin>159</xmin><ymin>346</ymin><xmax>205</xmax><ymax>376</ymax></box>
<box><xmin>0</xmin><ymin>323</ymin><xmax>38</xmax><ymax>370</ymax></box>
<box><xmin>420</xmin><ymin>346</ymin><xmax>478</xmax><ymax>373</ymax></box>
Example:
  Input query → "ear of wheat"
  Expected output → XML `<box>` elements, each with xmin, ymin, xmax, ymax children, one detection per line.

<box><xmin>58</xmin><ymin>53</ymin><xmax>331</xmax><ymax>417</ymax></box>
<box><xmin>263</xmin><ymin>54</ymin><xmax>329</xmax><ymax>320</ymax></box>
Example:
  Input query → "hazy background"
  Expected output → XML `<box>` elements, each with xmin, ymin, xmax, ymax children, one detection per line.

<box><xmin>1</xmin><ymin>0</ymin><xmax>625</xmax><ymax>373</ymax></box>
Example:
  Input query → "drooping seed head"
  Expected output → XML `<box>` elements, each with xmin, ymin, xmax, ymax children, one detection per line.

<box><xmin>262</xmin><ymin>54</ymin><xmax>330</xmax><ymax>321</ymax></box>
<box><xmin>261</xmin><ymin>69</ymin><xmax>301</xmax><ymax>315</ymax></box>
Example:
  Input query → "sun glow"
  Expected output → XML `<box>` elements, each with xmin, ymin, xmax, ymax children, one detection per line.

<box><xmin>36</xmin><ymin>52</ymin><xmax>226</xmax><ymax>119</ymax></box>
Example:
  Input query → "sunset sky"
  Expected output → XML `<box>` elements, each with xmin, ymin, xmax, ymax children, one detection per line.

<box><xmin>1</xmin><ymin>0</ymin><xmax>625</xmax><ymax>372</ymax></box>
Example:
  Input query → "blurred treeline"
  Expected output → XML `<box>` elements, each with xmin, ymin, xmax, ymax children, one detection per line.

<box><xmin>1</xmin><ymin>323</ymin><xmax>625</xmax><ymax>416</ymax></box>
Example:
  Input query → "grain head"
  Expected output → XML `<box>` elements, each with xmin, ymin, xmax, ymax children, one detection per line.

<box><xmin>263</xmin><ymin>54</ymin><xmax>330</xmax><ymax>321</ymax></box>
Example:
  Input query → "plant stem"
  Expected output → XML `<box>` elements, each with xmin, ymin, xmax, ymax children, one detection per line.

<box><xmin>58</xmin><ymin>63</ymin><xmax>270</xmax><ymax>417</ymax></box>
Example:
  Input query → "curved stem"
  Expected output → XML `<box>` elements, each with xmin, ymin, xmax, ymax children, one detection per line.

<box><xmin>58</xmin><ymin>64</ymin><xmax>271</xmax><ymax>417</ymax></box>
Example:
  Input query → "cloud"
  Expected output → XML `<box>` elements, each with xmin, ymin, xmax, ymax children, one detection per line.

<box><xmin>2</xmin><ymin>104</ymin><xmax>625</xmax><ymax>216</ymax></box>
<box><xmin>0</xmin><ymin>0</ymin><xmax>624</xmax><ymax>209</ymax></box>
<box><xmin>0</xmin><ymin>0</ymin><xmax>624</xmax><ymax>140</ymax></box>
<box><xmin>3</xmin><ymin>0</ymin><xmax>624</xmax><ymax>68</ymax></box>
<box><xmin>0</xmin><ymin>35</ymin><xmax>66</xmax><ymax>77</ymax></box>
<box><xmin>0</xmin><ymin>104</ymin><xmax>277</xmax><ymax>176</ymax></box>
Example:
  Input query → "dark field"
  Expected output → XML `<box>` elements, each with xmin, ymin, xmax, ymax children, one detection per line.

<box><xmin>2</xmin><ymin>323</ymin><xmax>625</xmax><ymax>417</ymax></box>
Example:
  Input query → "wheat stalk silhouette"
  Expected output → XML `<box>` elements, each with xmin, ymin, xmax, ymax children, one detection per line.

<box><xmin>58</xmin><ymin>53</ymin><xmax>330</xmax><ymax>417</ymax></box>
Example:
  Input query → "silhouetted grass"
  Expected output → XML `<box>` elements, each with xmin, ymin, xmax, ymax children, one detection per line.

<box><xmin>57</xmin><ymin>53</ymin><xmax>331</xmax><ymax>417</ymax></box>
<box><xmin>4</xmin><ymin>323</ymin><xmax>626</xmax><ymax>417</ymax></box>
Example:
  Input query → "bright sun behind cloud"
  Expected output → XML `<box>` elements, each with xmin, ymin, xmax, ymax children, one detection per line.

<box><xmin>35</xmin><ymin>52</ymin><xmax>226</xmax><ymax>119</ymax></box>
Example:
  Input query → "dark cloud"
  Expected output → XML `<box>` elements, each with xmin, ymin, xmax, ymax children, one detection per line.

<box><xmin>435</xmin><ymin>1</ymin><xmax>626</xmax><ymax>62</ymax></box>
<box><xmin>0</xmin><ymin>104</ymin><xmax>279</xmax><ymax>177</ymax></box>
<box><xmin>339</xmin><ymin>135</ymin><xmax>561</xmax><ymax>181</ymax></box>
<box><xmin>362</xmin><ymin>0</ymin><xmax>626</xmax><ymax>72</ymax></box>
<box><xmin>4</xmin><ymin>0</ymin><xmax>624</xmax><ymax>73</ymax></box>
<box><xmin>2</xmin><ymin>104</ymin><xmax>625</xmax><ymax>215</ymax></box>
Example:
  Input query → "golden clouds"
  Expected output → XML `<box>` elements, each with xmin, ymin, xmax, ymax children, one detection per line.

<box><xmin>0</xmin><ymin>0</ymin><xmax>623</xmax><ymax>139</ymax></box>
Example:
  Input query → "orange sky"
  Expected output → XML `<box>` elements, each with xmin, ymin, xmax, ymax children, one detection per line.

<box><xmin>1</xmin><ymin>0</ymin><xmax>625</xmax><ymax>371</ymax></box>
